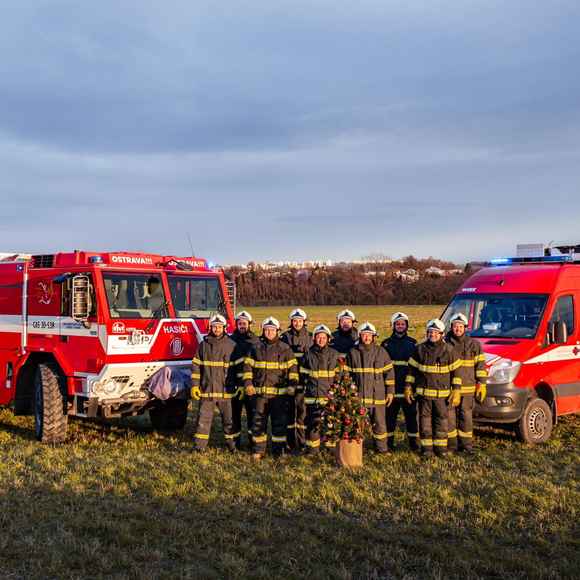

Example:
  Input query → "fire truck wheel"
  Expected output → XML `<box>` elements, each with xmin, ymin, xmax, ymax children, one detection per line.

<box><xmin>149</xmin><ymin>399</ymin><xmax>188</xmax><ymax>431</ymax></box>
<box><xmin>515</xmin><ymin>397</ymin><xmax>553</xmax><ymax>444</ymax></box>
<box><xmin>34</xmin><ymin>362</ymin><xmax>68</xmax><ymax>443</ymax></box>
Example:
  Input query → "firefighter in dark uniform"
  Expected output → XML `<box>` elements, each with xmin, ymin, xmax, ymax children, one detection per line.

<box><xmin>381</xmin><ymin>312</ymin><xmax>419</xmax><ymax>451</ymax></box>
<box><xmin>191</xmin><ymin>314</ymin><xmax>237</xmax><ymax>452</ymax></box>
<box><xmin>445</xmin><ymin>313</ymin><xmax>488</xmax><ymax>454</ymax></box>
<box><xmin>281</xmin><ymin>308</ymin><xmax>312</xmax><ymax>452</ymax></box>
<box><xmin>230</xmin><ymin>310</ymin><xmax>260</xmax><ymax>449</ymax></box>
<box><xmin>242</xmin><ymin>316</ymin><xmax>299</xmax><ymax>460</ymax></box>
<box><xmin>404</xmin><ymin>319</ymin><xmax>462</xmax><ymax>457</ymax></box>
<box><xmin>300</xmin><ymin>324</ymin><xmax>341</xmax><ymax>454</ymax></box>
<box><xmin>346</xmin><ymin>322</ymin><xmax>395</xmax><ymax>453</ymax></box>
<box><xmin>331</xmin><ymin>309</ymin><xmax>358</xmax><ymax>358</ymax></box>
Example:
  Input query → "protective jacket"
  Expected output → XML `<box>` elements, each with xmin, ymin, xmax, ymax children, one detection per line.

<box><xmin>331</xmin><ymin>327</ymin><xmax>359</xmax><ymax>356</ymax></box>
<box><xmin>301</xmin><ymin>345</ymin><xmax>341</xmax><ymax>404</ymax></box>
<box><xmin>191</xmin><ymin>334</ymin><xmax>236</xmax><ymax>400</ymax></box>
<box><xmin>381</xmin><ymin>333</ymin><xmax>417</xmax><ymax>394</ymax></box>
<box><xmin>445</xmin><ymin>332</ymin><xmax>488</xmax><ymax>395</ymax></box>
<box><xmin>346</xmin><ymin>343</ymin><xmax>395</xmax><ymax>405</ymax></box>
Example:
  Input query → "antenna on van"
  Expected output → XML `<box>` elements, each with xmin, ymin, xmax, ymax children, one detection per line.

<box><xmin>186</xmin><ymin>233</ymin><xmax>195</xmax><ymax>258</ymax></box>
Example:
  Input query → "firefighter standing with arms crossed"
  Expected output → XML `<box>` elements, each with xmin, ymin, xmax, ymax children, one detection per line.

<box><xmin>381</xmin><ymin>312</ymin><xmax>420</xmax><ymax>451</ymax></box>
<box><xmin>404</xmin><ymin>319</ymin><xmax>462</xmax><ymax>457</ymax></box>
<box><xmin>190</xmin><ymin>314</ymin><xmax>237</xmax><ymax>452</ymax></box>
<box><xmin>300</xmin><ymin>324</ymin><xmax>341</xmax><ymax>454</ymax></box>
<box><xmin>242</xmin><ymin>317</ymin><xmax>299</xmax><ymax>460</ymax></box>
<box><xmin>445</xmin><ymin>313</ymin><xmax>488</xmax><ymax>454</ymax></box>
<box><xmin>230</xmin><ymin>310</ymin><xmax>260</xmax><ymax>449</ymax></box>
<box><xmin>281</xmin><ymin>308</ymin><xmax>312</xmax><ymax>452</ymax></box>
<box><xmin>346</xmin><ymin>322</ymin><xmax>395</xmax><ymax>454</ymax></box>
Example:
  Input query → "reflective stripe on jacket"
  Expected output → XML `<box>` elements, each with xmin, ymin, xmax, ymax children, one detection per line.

<box><xmin>301</xmin><ymin>345</ymin><xmax>341</xmax><ymax>401</ymax></box>
<box><xmin>445</xmin><ymin>332</ymin><xmax>488</xmax><ymax>395</ymax></box>
<box><xmin>381</xmin><ymin>333</ymin><xmax>417</xmax><ymax>394</ymax></box>
<box><xmin>346</xmin><ymin>343</ymin><xmax>395</xmax><ymax>405</ymax></box>
<box><xmin>191</xmin><ymin>334</ymin><xmax>236</xmax><ymax>399</ymax></box>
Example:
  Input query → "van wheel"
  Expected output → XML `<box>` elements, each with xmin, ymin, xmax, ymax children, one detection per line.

<box><xmin>150</xmin><ymin>399</ymin><xmax>188</xmax><ymax>431</ymax></box>
<box><xmin>34</xmin><ymin>363</ymin><xmax>68</xmax><ymax>443</ymax></box>
<box><xmin>515</xmin><ymin>398</ymin><xmax>552</xmax><ymax>444</ymax></box>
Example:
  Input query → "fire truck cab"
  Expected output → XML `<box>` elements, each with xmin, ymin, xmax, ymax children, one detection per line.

<box><xmin>441</xmin><ymin>243</ymin><xmax>580</xmax><ymax>443</ymax></box>
<box><xmin>0</xmin><ymin>250</ymin><xmax>234</xmax><ymax>442</ymax></box>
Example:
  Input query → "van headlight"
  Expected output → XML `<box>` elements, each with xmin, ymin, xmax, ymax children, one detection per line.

<box><xmin>487</xmin><ymin>359</ymin><xmax>521</xmax><ymax>385</ymax></box>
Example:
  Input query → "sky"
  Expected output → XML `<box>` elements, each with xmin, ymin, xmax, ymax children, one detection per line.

<box><xmin>1</xmin><ymin>1</ymin><xmax>580</xmax><ymax>264</ymax></box>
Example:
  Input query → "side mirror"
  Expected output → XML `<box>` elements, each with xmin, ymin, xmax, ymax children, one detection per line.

<box><xmin>71</xmin><ymin>275</ymin><xmax>92</xmax><ymax>322</ymax></box>
<box><xmin>553</xmin><ymin>321</ymin><xmax>568</xmax><ymax>344</ymax></box>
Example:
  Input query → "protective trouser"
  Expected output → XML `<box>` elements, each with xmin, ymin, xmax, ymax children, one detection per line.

<box><xmin>231</xmin><ymin>394</ymin><xmax>256</xmax><ymax>449</ymax></box>
<box><xmin>252</xmin><ymin>396</ymin><xmax>288</xmax><ymax>456</ymax></box>
<box><xmin>286</xmin><ymin>392</ymin><xmax>306</xmax><ymax>450</ymax></box>
<box><xmin>448</xmin><ymin>395</ymin><xmax>474</xmax><ymax>451</ymax></box>
<box><xmin>386</xmin><ymin>397</ymin><xmax>420</xmax><ymax>451</ymax></box>
<box><xmin>418</xmin><ymin>397</ymin><xmax>449</xmax><ymax>456</ymax></box>
<box><xmin>368</xmin><ymin>405</ymin><xmax>388</xmax><ymax>453</ymax></box>
<box><xmin>194</xmin><ymin>400</ymin><xmax>236</xmax><ymax>451</ymax></box>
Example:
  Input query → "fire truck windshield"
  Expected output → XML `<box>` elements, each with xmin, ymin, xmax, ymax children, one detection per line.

<box><xmin>103</xmin><ymin>273</ymin><xmax>168</xmax><ymax>319</ymax></box>
<box><xmin>442</xmin><ymin>293</ymin><xmax>549</xmax><ymax>339</ymax></box>
<box><xmin>167</xmin><ymin>275</ymin><xmax>225</xmax><ymax>318</ymax></box>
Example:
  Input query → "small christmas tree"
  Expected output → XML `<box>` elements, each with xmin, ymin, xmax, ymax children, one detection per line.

<box><xmin>322</xmin><ymin>369</ymin><xmax>371</xmax><ymax>445</ymax></box>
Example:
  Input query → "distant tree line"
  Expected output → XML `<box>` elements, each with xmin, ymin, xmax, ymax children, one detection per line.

<box><xmin>224</xmin><ymin>256</ymin><xmax>470</xmax><ymax>306</ymax></box>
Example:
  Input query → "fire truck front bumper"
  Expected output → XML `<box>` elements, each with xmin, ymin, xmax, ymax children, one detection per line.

<box><xmin>473</xmin><ymin>382</ymin><xmax>529</xmax><ymax>424</ymax></box>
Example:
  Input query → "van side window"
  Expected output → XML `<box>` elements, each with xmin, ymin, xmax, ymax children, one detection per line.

<box><xmin>549</xmin><ymin>295</ymin><xmax>575</xmax><ymax>335</ymax></box>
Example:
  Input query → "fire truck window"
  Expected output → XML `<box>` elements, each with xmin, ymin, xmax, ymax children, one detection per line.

<box><xmin>168</xmin><ymin>276</ymin><xmax>224</xmax><ymax>318</ymax></box>
<box><xmin>102</xmin><ymin>273</ymin><xmax>167</xmax><ymax>319</ymax></box>
<box><xmin>549</xmin><ymin>296</ymin><xmax>575</xmax><ymax>335</ymax></box>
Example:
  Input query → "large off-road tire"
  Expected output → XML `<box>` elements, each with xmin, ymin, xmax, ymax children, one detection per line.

<box><xmin>149</xmin><ymin>399</ymin><xmax>189</xmax><ymax>431</ymax></box>
<box><xmin>515</xmin><ymin>398</ymin><xmax>553</xmax><ymax>444</ymax></box>
<box><xmin>34</xmin><ymin>362</ymin><xmax>68</xmax><ymax>443</ymax></box>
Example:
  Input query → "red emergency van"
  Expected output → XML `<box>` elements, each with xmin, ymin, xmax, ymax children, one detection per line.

<box><xmin>0</xmin><ymin>250</ymin><xmax>235</xmax><ymax>442</ymax></box>
<box><xmin>441</xmin><ymin>243</ymin><xmax>580</xmax><ymax>443</ymax></box>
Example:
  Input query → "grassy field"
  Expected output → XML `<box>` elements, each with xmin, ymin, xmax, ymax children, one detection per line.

<box><xmin>0</xmin><ymin>305</ymin><xmax>578</xmax><ymax>579</ymax></box>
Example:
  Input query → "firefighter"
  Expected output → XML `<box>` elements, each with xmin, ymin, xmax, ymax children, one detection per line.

<box><xmin>381</xmin><ymin>312</ymin><xmax>419</xmax><ymax>451</ymax></box>
<box><xmin>331</xmin><ymin>309</ymin><xmax>358</xmax><ymax>357</ymax></box>
<box><xmin>242</xmin><ymin>317</ymin><xmax>299</xmax><ymax>460</ymax></box>
<box><xmin>301</xmin><ymin>324</ymin><xmax>341</xmax><ymax>454</ymax></box>
<box><xmin>346</xmin><ymin>322</ymin><xmax>395</xmax><ymax>453</ymax></box>
<box><xmin>445</xmin><ymin>313</ymin><xmax>488</xmax><ymax>454</ymax></box>
<box><xmin>281</xmin><ymin>308</ymin><xmax>312</xmax><ymax>452</ymax></box>
<box><xmin>404</xmin><ymin>319</ymin><xmax>462</xmax><ymax>458</ymax></box>
<box><xmin>230</xmin><ymin>310</ymin><xmax>260</xmax><ymax>449</ymax></box>
<box><xmin>191</xmin><ymin>314</ymin><xmax>237</xmax><ymax>452</ymax></box>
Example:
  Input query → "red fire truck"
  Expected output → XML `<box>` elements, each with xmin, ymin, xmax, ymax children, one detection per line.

<box><xmin>441</xmin><ymin>243</ymin><xmax>580</xmax><ymax>443</ymax></box>
<box><xmin>0</xmin><ymin>250</ymin><xmax>235</xmax><ymax>442</ymax></box>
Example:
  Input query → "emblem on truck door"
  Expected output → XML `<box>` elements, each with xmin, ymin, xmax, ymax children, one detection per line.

<box><xmin>170</xmin><ymin>337</ymin><xmax>184</xmax><ymax>356</ymax></box>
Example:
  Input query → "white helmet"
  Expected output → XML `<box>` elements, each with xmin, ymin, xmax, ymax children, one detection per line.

<box><xmin>289</xmin><ymin>308</ymin><xmax>307</xmax><ymax>321</ymax></box>
<box><xmin>262</xmin><ymin>316</ymin><xmax>281</xmax><ymax>330</ymax></box>
<box><xmin>236</xmin><ymin>310</ymin><xmax>253</xmax><ymax>324</ymax></box>
<box><xmin>358</xmin><ymin>321</ymin><xmax>377</xmax><ymax>336</ymax></box>
<box><xmin>337</xmin><ymin>309</ymin><xmax>356</xmax><ymax>322</ymax></box>
<box><xmin>426</xmin><ymin>319</ymin><xmax>445</xmax><ymax>333</ymax></box>
<box><xmin>391</xmin><ymin>312</ymin><xmax>409</xmax><ymax>326</ymax></box>
<box><xmin>209</xmin><ymin>314</ymin><xmax>227</xmax><ymax>326</ymax></box>
<box><xmin>313</xmin><ymin>324</ymin><xmax>332</xmax><ymax>337</ymax></box>
<box><xmin>450</xmin><ymin>312</ymin><xmax>468</xmax><ymax>326</ymax></box>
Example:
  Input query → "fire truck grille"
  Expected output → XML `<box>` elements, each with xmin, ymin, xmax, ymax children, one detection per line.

<box><xmin>32</xmin><ymin>254</ymin><xmax>55</xmax><ymax>268</ymax></box>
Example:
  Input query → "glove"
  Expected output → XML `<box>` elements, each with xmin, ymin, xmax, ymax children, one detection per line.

<box><xmin>190</xmin><ymin>386</ymin><xmax>201</xmax><ymax>401</ymax></box>
<box><xmin>475</xmin><ymin>383</ymin><xmax>487</xmax><ymax>403</ymax></box>
<box><xmin>385</xmin><ymin>393</ymin><xmax>394</xmax><ymax>407</ymax></box>
<box><xmin>287</xmin><ymin>386</ymin><xmax>296</xmax><ymax>396</ymax></box>
<box><xmin>234</xmin><ymin>386</ymin><xmax>245</xmax><ymax>400</ymax></box>
<box><xmin>245</xmin><ymin>385</ymin><xmax>256</xmax><ymax>397</ymax></box>
<box><xmin>448</xmin><ymin>389</ymin><xmax>461</xmax><ymax>408</ymax></box>
<box><xmin>404</xmin><ymin>386</ymin><xmax>415</xmax><ymax>405</ymax></box>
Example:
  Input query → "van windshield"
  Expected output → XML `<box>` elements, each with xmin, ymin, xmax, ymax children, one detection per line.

<box><xmin>167</xmin><ymin>275</ymin><xmax>225</xmax><ymax>318</ymax></box>
<box><xmin>442</xmin><ymin>293</ymin><xmax>549</xmax><ymax>339</ymax></box>
<box><xmin>103</xmin><ymin>273</ymin><xmax>168</xmax><ymax>319</ymax></box>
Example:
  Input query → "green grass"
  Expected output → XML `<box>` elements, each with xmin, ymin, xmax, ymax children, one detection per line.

<box><xmin>0</xmin><ymin>305</ymin><xmax>578</xmax><ymax>579</ymax></box>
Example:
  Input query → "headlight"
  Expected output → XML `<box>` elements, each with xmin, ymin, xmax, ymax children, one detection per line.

<box><xmin>487</xmin><ymin>359</ymin><xmax>521</xmax><ymax>384</ymax></box>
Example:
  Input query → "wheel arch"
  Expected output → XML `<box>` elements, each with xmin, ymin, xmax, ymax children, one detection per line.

<box><xmin>533</xmin><ymin>382</ymin><xmax>557</xmax><ymax>424</ymax></box>
<box><xmin>14</xmin><ymin>353</ymin><xmax>62</xmax><ymax>415</ymax></box>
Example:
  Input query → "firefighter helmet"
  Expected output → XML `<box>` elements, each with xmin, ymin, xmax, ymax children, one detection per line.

<box><xmin>209</xmin><ymin>314</ymin><xmax>227</xmax><ymax>326</ymax></box>
<box><xmin>391</xmin><ymin>311</ymin><xmax>409</xmax><ymax>325</ymax></box>
<box><xmin>337</xmin><ymin>309</ymin><xmax>356</xmax><ymax>322</ymax></box>
<box><xmin>450</xmin><ymin>312</ymin><xmax>468</xmax><ymax>326</ymax></box>
<box><xmin>312</xmin><ymin>324</ymin><xmax>332</xmax><ymax>337</ymax></box>
<box><xmin>236</xmin><ymin>310</ymin><xmax>253</xmax><ymax>324</ymax></box>
<box><xmin>358</xmin><ymin>321</ymin><xmax>377</xmax><ymax>336</ymax></box>
<box><xmin>426</xmin><ymin>319</ymin><xmax>445</xmax><ymax>333</ymax></box>
<box><xmin>262</xmin><ymin>316</ymin><xmax>281</xmax><ymax>330</ymax></box>
<box><xmin>289</xmin><ymin>308</ymin><xmax>307</xmax><ymax>320</ymax></box>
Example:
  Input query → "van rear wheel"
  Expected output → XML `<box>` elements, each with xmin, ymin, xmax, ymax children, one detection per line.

<box><xmin>150</xmin><ymin>399</ymin><xmax>188</xmax><ymax>431</ymax></box>
<box><xmin>515</xmin><ymin>398</ymin><xmax>552</xmax><ymax>444</ymax></box>
<box><xmin>34</xmin><ymin>363</ymin><xmax>68</xmax><ymax>443</ymax></box>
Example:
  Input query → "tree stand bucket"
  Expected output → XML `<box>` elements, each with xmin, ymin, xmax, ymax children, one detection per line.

<box><xmin>335</xmin><ymin>439</ymin><xmax>363</xmax><ymax>469</ymax></box>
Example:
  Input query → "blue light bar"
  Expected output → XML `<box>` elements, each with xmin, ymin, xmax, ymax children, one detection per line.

<box><xmin>489</xmin><ymin>255</ymin><xmax>573</xmax><ymax>266</ymax></box>
<box><xmin>491</xmin><ymin>257</ymin><xmax>511</xmax><ymax>265</ymax></box>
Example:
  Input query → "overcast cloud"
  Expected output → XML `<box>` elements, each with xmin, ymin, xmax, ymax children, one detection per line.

<box><xmin>1</xmin><ymin>1</ymin><xmax>579</xmax><ymax>263</ymax></box>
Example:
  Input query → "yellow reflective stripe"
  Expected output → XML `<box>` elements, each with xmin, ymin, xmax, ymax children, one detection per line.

<box><xmin>416</xmin><ymin>388</ymin><xmax>450</xmax><ymax>398</ymax></box>
<box><xmin>244</xmin><ymin>357</ymin><xmax>255</xmax><ymax>367</ymax></box>
<box><xmin>408</xmin><ymin>358</ymin><xmax>419</xmax><ymax>368</ymax></box>
<box><xmin>392</xmin><ymin>360</ymin><xmax>409</xmax><ymax>366</ymax></box>
<box><xmin>461</xmin><ymin>385</ymin><xmax>476</xmax><ymax>395</ymax></box>
<box><xmin>421</xmin><ymin>439</ymin><xmax>433</xmax><ymax>446</ymax></box>
<box><xmin>476</xmin><ymin>370</ymin><xmax>488</xmax><ymax>378</ymax></box>
<box><xmin>288</xmin><ymin>372</ymin><xmax>299</xmax><ymax>381</ymax></box>
<box><xmin>195</xmin><ymin>360</ymin><xmax>232</xmax><ymax>368</ymax></box>
<box><xmin>407</xmin><ymin>432</ymin><xmax>419</xmax><ymax>438</ymax></box>
<box><xmin>295</xmin><ymin>352</ymin><xmax>305</xmax><ymax>358</ymax></box>
<box><xmin>224</xmin><ymin>433</ymin><xmax>236</xmax><ymax>440</ymax></box>
<box><xmin>255</xmin><ymin>386</ymin><xmax>288</xmax><ymax>396</ymax></box>
<box><xmin>303</xmin><ymin>369</ymin><xmax>336</xmax><ymax>378</ymax></box>
<box><xmin>458</xmin><ymin>430</ymin><xmax>473</xmax><ymax>438</ymax></box>
<box><xmin>194</xmin><ymin>433</ymin><xmax>209</xmax><ymax>440</ymax></box>
<box><xmin>271</xmin><ymin>436</ymin><xmax>287</xmax><ymax>443</ymax></box>
<box><xmin>325</xmin><ymin>441</ymin><xmax>336</xmax><ymax>448</ymax></box>
<box><xmin>287</xmin><ymin>423</ymin><xmax>297</xmax><ymax>429</ymax></box>
<box><xmin>373</xmin><ymin>432</ymin><xmax>388</xmax><ymax>440</ymax></box>
<box><xmin>475</xmin><ymin>354</ymin><xmax>486</xmax><ymax>363</ymax></box>
<box><xmin>386</xmin><ymin>431</ymin><xmax>396</xmax><ymax>437</ymax></box>
<box><xmin>362</xmin><ymin>397</ymin><xmax>386</xmax><ymax>405</ymax></box>
<box><xmin>459</xmin><ymin>359</ymin><xmax>476</xmax><ymax>367</ymax></box>
<box><xmin>452</xmin><ymin>377</ymin><xmax>462</xmax><ymax>386</ymax></box>
<box><xmin>231</xmin><ymin>431</ymin><xmax>241</xmax><ymax>439</ymax></box>
<box><xmin>448</xmin><ymin>429</ymin><xmax>458</xmax><ymax>438</ymax></box>
<box><xmin>191</xmin><ymin>373</ymin><xmax>201</xmax><ymax>380</ymax></box>
<box><xmin>192</xmin><ymin>357</ymin><xmax>202</xmax><ymax>365</ymax></box>
<box><xmin>305</xmin><ymin>397</ymin><xmax>328</xmax><ymax>405</ymax></box>
<box><xmin>232</xmin><ymin>357</ymin><xmax>245</xmax><ymax>366</ymax></box>
<box><xmin>394</xmin><ymin>393</ymin><xmax>405</xmax><ymax>398</ymax></box>
<box><xmin>385</xmin><ymin>380</ymin><xmax>395</xmax><ymax>386</ymax></box>
<box><xmin>306</xmin><ymin>439</ymin><xmax>320</xmax><ymax>448</ymax></box>
<box><xmin>253</xmin><ymin>435</ymin><xmax>267</xmax><ymax>443</ymax></box>
<box><xmin>350</xmin><ymin>367</ymin><xmax>391</xmax><ymax>374</ymax></box>
<box><xmin>200</xmin><ymin>392</ymin><xmax>234</xmax><ymax>399</ymax></box>
<box><xmin>433</xmin><ymin>439</ymin><xmax>448</xmax><ymax>446</ymax></box>
<box><xmin>406</xmin><ymin>375</ymin><xmax>415</xmax><ymax>384</ymax></box>
<box><xmin>253</xmin><ymin>360</ymin><xmax>297</xmax><ymax>370</ymax></box>
<box><xmin>241</xmin><ymin>372</ymin><xmax>253</xmax><ymax>380</ymax></box>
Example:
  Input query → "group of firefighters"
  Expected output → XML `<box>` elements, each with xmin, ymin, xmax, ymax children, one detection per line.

<box><xmin>190</xmin><ymin>308</ymin><xmax>488</xmax><ymax>459</ymax></box>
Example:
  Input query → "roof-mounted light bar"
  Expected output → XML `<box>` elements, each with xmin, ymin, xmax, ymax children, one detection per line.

<box><xmin>489</xmin><ymin>255</ymin><xmax>574</xmax><ymax>266</ymax></box>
